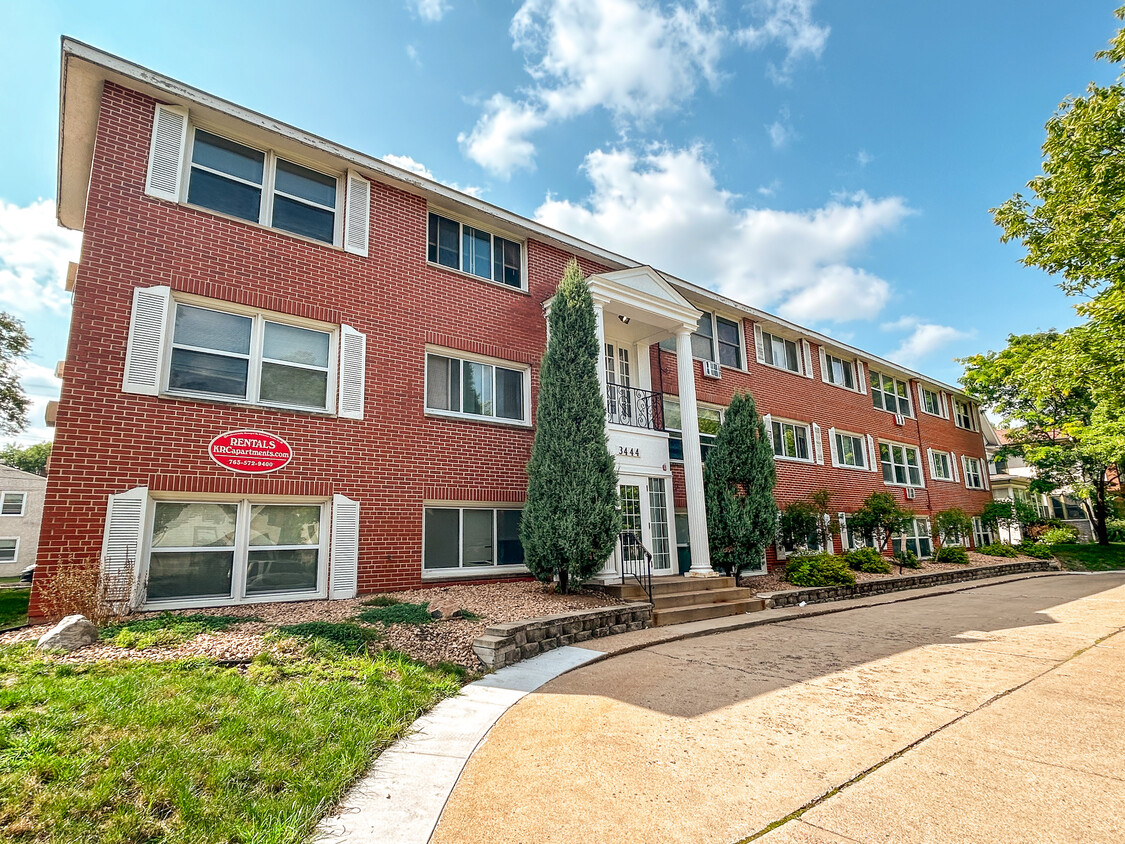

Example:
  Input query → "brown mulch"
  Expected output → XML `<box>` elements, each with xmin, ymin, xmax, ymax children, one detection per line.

<box><xmin>739</xmin><ymin>551</ymin><xmax>1048</xmax><ymax>593</ymax></box>
<box><xmin>0</xmin><ymin>581</ymin><xmax>625</xmax><ymax>670</ymax></box>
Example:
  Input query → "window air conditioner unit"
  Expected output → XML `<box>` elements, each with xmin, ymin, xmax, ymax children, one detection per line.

<box><xmin>894</xmin><ymin>412</ymin><xmax>905</xmax><ymax>426</ymax></box>
<box><xmin>905</xmin><ymin>487</ymin><xmax>916</xmax><ymax>499</ymax></box>
<box><xmin>702</xmin><ymin>360</ymin><xmax>722</xmax><ymax>379</ymax></box>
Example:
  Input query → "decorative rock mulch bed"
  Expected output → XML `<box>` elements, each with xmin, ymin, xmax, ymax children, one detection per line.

<box><xmin>0</xmin><ymin>582</ymin><xmax>626</xmax><ymax>669</ymax></box>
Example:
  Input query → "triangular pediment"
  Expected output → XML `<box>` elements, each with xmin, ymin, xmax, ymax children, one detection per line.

<box><xmin>592</xmin><ymin>266</ymin><xmax>693</xmax><ymax>309</ymax></box>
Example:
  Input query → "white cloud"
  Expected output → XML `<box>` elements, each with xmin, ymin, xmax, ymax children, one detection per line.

<box><xmin>884</xmin><ymin>316</ymin><xmax>971</xmax><ymax>365</ymax></box>
<box><xmin>461</xmin><ymin>0</ymin><xmax>827</xmax><ymax>176</ymax></box>
<box><xmin>410</xmin><ymin>0</ymin><xmax>450</xmax><ymax>22</ymax></box>
<box><xmin>406</xmin><ymin>44</ymin><xmax>421</xmax><ymax>66</ymax></box>
<box><xmin>736</xmin><ymin>0</ymin><xmax>830</xmax><ymax>84</ymax></box>
<box><xmin>766</xmin><ymin>106</ymin><xmax>796</xmax><ymax>149</ymax></box>
<box><xmin>856</xmin><ymin>149</ymin><xmax>873</xmax><ymax>167</ymax></box>
<box><xmin>535</xmin><ymin>145</ymin><xmax>909</xmax><ymax>322</ymax></box>
<box><xmin>757</xmin><ymin>179</ymin><xmax>781</xmax><ymax>197</ymax></box>
<box><xmin>0</xmin><ymin>199</ymin><xmax>81</xmax><ymax>317</ymax></box>
<box><xmin>381</xmin><ymin>154</ymin><xmax>483</xmax><ymax>198</ymax></box>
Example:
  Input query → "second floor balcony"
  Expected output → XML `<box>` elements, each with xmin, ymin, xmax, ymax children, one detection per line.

<box><xmin>606</xmin><ymin>383</ymin><xmax>664</xmax><ymax>431</ymax></box>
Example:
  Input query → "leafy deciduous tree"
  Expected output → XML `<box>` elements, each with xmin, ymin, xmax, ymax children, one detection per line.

<box><xmin>0</xmin><ymin>441</ymin><xmax>51</xmax><ymax>476</ymax></box>
<box><xmin>933</xmin><ymin>507</ymin><xmax>973</xmax><ymax>547</ymax></box>
<box><xmin>847</xmin><ymin>492</ymin><xmax>913</xmax><ymax>552</ymax></box>
<box><xmin>0</xmin><ymin>313</ymin><xmax>31</xmax><ymax>436</ymax></box>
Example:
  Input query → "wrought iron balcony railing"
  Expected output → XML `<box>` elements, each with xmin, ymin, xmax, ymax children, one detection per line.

<box><xmin>606</xmin><ymin>384</ymin><xmax>664</xmax><ymax>431</ymax></box>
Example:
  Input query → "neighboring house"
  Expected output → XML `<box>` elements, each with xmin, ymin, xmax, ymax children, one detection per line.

<box><xmin>29</xmin><ymin>40</ymin><xmax>995</xmax><ymax>619</ymax></box>
<box><xmin>981</xmin><ymin>416</ymin><xmax>1095</xmax><ymax>543</ymax></box>
<box><xmin>0</xmin><ymin>465</ymin><xmax>47</xmax><ymax>578</ymax></box>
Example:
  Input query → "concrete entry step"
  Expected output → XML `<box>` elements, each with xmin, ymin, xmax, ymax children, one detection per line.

<box><xmin>653</xmin><ymin>586</ymin><xmax>758</xmax><ymax>610</ymax></box>
<box><xmin>651</xmin><ymin>598</ymin><xmax>767</xmax><ymax>626</ymax></box>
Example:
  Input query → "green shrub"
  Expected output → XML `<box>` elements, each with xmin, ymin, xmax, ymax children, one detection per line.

<box><xmin>934</xmin><ymin>546</ymin><xmax>970</xmax><ymax>565</ymax></box>
<box><xmin>784</xmin><ymin>553</ymin><xmax>856</xmax><ymax>588</ymax></box>
<box><xmin>894</xmin><ymin>549</ymin><xmax>921</xmax><ymax>569</ymax></box>
<box><xmin>843</xmin><ymin>547</ymin><xmax>891</xmax><ymax>574</ymax></box>
<box><xmin>355</xmin><ymin>602</ymin><xmax>433</xmax><ymax>626</ymax></box>
<box><xmin>1037</xmin><ymin>526</ymin><xmax>1080</xmax><ymax>546</ymax></box>
<box><xmin>276</xmin><ymin>621</ymin><xmax>381</xmax><ymax>654</ymax></box>
<box><xmin>978</xmin><ymin>542</ymin><xmax>1019</xmax><ymax>557</ymax></box>
<box><xmin>1107</xmin><ymin>519</ymin><xmax>1125</xmax><ymax>543</ymax></box>
<box><xmin>1017</xmin><ymin>540</ymin><xmax>1055</xmax><ymax>559</ymax></box>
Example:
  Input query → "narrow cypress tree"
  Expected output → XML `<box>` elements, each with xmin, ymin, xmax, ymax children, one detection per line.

<box><xmin>521</xmin><ymin>259</ymin><xmax>621</xmax><ymax>592</ymax></box>
<box><xmin>703</xmin><ymin>392</ymin><xmax>778</xmax><ymax>576</ymax></box>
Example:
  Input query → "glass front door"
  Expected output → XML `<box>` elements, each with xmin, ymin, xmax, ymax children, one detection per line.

<box><xmin>602</xmin><ymin>478</ymin><xmax>674</xmax><ymax>575</ymax></box>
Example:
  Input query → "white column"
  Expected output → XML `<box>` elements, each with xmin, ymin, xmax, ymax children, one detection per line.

<box><xmin>593</xmin><ymin>299</ymin><xmax>608</xmax><ymax>406</ymax></box>
<box><xmin>675</xmin><ymin>328</ymin><xmax>713</xmax><ymax>575</ymax></box>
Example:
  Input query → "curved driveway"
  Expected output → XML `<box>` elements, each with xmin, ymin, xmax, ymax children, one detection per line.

<box><xmin>433</xmin><ymin>573</ymin><xmax>1125</xmax><ymax>844</ymax></box>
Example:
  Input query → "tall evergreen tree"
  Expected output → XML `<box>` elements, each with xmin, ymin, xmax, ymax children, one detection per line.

<box><xmin>703</xmin><ymin>392</ymin><xmax>777</xmax><ymax>576</ymax></box>
<box><xmin>521</xmin><ymin>259</ymin><xmax>621</xmax><ymax>593</ymax></box>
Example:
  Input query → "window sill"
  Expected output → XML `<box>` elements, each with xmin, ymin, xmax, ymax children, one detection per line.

<box><xmin>426</xmin><ymin>261</ymin><xmax>530</xmax><ymax>296</ymax></box>
<box><xmin>773</xmin><ymin>455</ymin><xmax>816</xmax><ymax>465</ymax></box>
<box><xmin>875</xmin><ymin>408</ymin><xmax>915</xmax><ymax>421</ymax></box>
<box><xmin>931</xmin><ymin>476</ymin><xmax>960</xmax><ymax>484</ymax></box>
<box><xmin>755</xmin><ymin>360</ymin><xmax>805</xmax><ymax>378</ymax></box>
<box><xmin>178</xmin><ymin>200</ymin><xmax>345</xmax><ymax>253</ymax></box>
<box><xmin>162</xmin><ymin>391</ymin><xmax>336</xmax><ymax>418</ymax></box>
<box><xmin>920</xmin><ymin>409</ymin><xmax>948</xmax><ymax>420</ymax></box>
<box><xmin>142</xmin><ymin>588</ymin><xmax>327</xmax><ymax>612</ymax></box>
<box><xmin>422</xmin><ymin>564</ymin><xmax>529</xmax><ymax>581</ymax></box>
<box><xmin>822</xmin><ymin>381</ymin><xmax>862</xmax><ymax>394</ymax></box>
<box><xmin>424</xmin><ymin>409</ymin><xmax>532</xmax><ymax>429</ymax></box>
<box><xmin>954</xmin><ymin>424</ymin><xmax>978</xmax><ymax>432</ymax></box>
<box><xmin>883</xmin><ymin>481</ymin><xmax>925</xmax><ymax>490</ymax></box>
<box><xmin>831</xmin><ymin>462</ymin><xmax>870</xmax><ymax>472</ymax></box>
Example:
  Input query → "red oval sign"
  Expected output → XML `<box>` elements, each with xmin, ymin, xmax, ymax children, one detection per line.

<box><xmin>208</xmin><ymin>430</ymin><xmax>293</xmax><ymax>474</ymax></box>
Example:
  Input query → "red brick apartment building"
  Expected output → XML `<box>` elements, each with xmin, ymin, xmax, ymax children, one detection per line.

<box><xmin>30</xmin><ymin>40</ymin><xmax>993</xmax><ymax>618</ymax></box>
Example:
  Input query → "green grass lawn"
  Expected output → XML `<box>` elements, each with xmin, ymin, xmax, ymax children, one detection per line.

<box><xmin>0</xmin><ymin>637</ymin><xmax>462</xmax><ymax>843</ymax></box>
<box><xmin>1051</xmin><ymin>542</ymin><xmax>1125</xmax><ymax>571</ymax></box>
<box><xmin>0</xmin><ymin>588</ymin><xmax>29</xmax><ymax>631</ymax></box>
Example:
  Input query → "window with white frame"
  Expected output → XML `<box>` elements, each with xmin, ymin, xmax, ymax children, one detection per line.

<box><xmin>953</xmin><ymin>397</ymin><xmax>977</xmax><ymax>430</ymax></box>
<box><xmin>168</xmin><ymin>303</ymin><xmax>335</xmax><ymax>411</ymax></box>
<box><xmin>919</xmin><ymin>386</ymin><xmax>946</xmax><ymax>418</ymax></box>
<box><xmin>425</xmin><ymin>352</ymin><xmax>527</xmax><ymax>424</ymax></box>
<box><xmin>962</xmin><ymin>455</ymin><xmax>985</xmax><ymax>489</ymax></box>
<box><xmin>832</xmin><ymin>430</ymin><xmax>867</xmax><ymax>469</ymax></box>
<box><xmin>664</xmin><ymin>398</ymin><xmax>723</xmax><ymax>462</ymax></box>
<box><xmin>823</xmin><ymin>352</ymin><xmax>857</xmax><ymax>390</ymax></box>
<box><xmin>772</xmin><ymin>419</ymin><xmax>811</xmax><ymax>461</ymax></box>
<box><xmin>760</xmin><ymin>329</ymin><xmax>801</xmax><ymax>374</ymax></box>
<box><xmin>972</xmin><ymin>516</ymin><xmax>994</xmax><ymax>548</ymax></box>
<box><xmin>427</xmin><ymin>212</ymin><xmax>524</xmax><ymax>289</ymax></box>
<box><xmin>423</xmin><ymin>507</ymin><xmax>524</xmax><ymax>570</ymax></box>
<box><xmin>662</xmin><ymin>312</ymin><xmax>744</xmax><ymax>368</ymax></box>
<box><xmin>893</xmin><ymin>518</ymin><xmax>933</xmax><ymax>559</ymax></box>
<box><xmin>870</xmin><ymin>370</ymin><xmax>913</xmax><ymax>417</ymax></box>
<box><xmin>187</xmin><ymin>129</ymin><xmax>339</xmax><ymax>244</ymax></box>
<box><xmin>929</xmin><ymin>450</ymin><xmax>955</xmax><ymax>482</ymax></box>
<box><xmin>879</xmin><ymin>441</ymin><xmax>923</xmax><ymax>487</ymax></box>
<box><xmin>0</xmin><ymin>492</ymin><xmax>26</xmax><ymax>516</ymax></box>
<box><xmin>0</xmin><ymin>538</ymin><xmax>16</xmax><ymax>562</ymax></box>
<box><xmin>838</xmin><ymin>513</ymin><xmax>875</xmax><ymax>550</ymax></box>
<box><xmin>147</xmin><ymin>500</ymin><xmax>324</xmax><ymax>603</ymax></box>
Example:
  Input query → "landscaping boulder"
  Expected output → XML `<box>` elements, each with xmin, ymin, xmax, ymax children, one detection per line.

<box><xmin>36</xmin><ymin>614</ymin><xmax>99</xmax><ymax>652</ymax></box>
<box><xmin>428</xmin><ymin>600</ymin><xmax>463</xmax><ymax>620</ymax></box>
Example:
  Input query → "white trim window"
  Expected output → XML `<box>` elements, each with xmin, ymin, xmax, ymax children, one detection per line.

<box><xmin>893</xmin><ymin>518</ymin><xmax>933</xmax><ymax>559</ymax></box>
<box><xmin>168</xmin><ymin>302</ymin><xmax>335</xmax><ymax>412</ymax></box>
<box><xmin>146</xmin><ymin>500</ymin><xmax>326</xmax><ymax>606</ymax></box>
<box><xmin>665</xmin><ymin>398</ymin><xmax>723</xmax><ymax>462</ymax></box>
<box><xmin>962</xmin><ymin>455</ymin><xmax>986</xmax><ymax>489</ymax></box>
<box><xmin>838</xmin><ymin>513</ymin><xmax>875</xmax><ymax>551</ymax></box>
<box><xmin>0</xmin><ymin>538</ymin><xmax>17</xmax><ymax>562</ymax></box>
<box><xmin>758</xmin><ymin>328</ymin><xmax>802</xmax><ymax>374</ymax></box>
<box><xmin>662</xmin><ymin>312</ymin><xmax>745</xmax><ymax>368</ymax></box>
<box><xmin>973</xmin><ymin>516</ymin><xmax>994</xmax><ymax>548</ymax></box>
<box><xmin>425</xmin><ymin>351</ymin><xmax>529</xmax><ymax>424</ymax></box>
<box><xmin>879</xmin><ymin>441</ymin><xmax>924</xmax><ymax>487</ymax></box>
<box><xmin>870</xmin><ymin>370</ymin><xmax>913</xmax><ymax>417</ymax></box>
<box><xmin>927</xmin><ymin>449</ymin><xmax>958</xmax><ymax>482</ymax></box>
<box><xmin>919</xmin><ymin>386</ymin><xmax>948</xmax><ymax>418</ymax></box>
<box><xmin>822</xmin><ymin>351</ymin><xmax>858</xmax><ymax>390</ymax></box>
<box><xmin>830</xmin><ymin>429</ymin><xmax>868</xmax><ymax>470</ymax></box>
<box><xmin>187</xmin><ymin>128</ymin><xmax>341</xmax><ymax>245</ymax></box>
<box><xmin>428</xmin><ymin>211</ymin><xmax>525</xmax><ymax>290</ymax></box>
<box><xmin>771</xmin><ymin>418</ymin><xmax>812</xmax><ymax>462</ymax></box>
<box><xmin>0</xmin><ymin>492</ymin><xmax>26</xmax><ymax>516</ymax></box>
<box><xmin>953</xmin><ymin>397</ymin><xmax>978</xmax><ymax>431</ymax></box>
<box><xmin>423</xmin><ymin>506</ymin><xmax>525</xmax><ymax>571</ymax></box>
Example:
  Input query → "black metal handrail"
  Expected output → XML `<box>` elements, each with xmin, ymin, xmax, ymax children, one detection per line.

<box><xmin>606</xmin><ymin>384</ymin><xmax>664</xmax><ymax>431</ymax></box>
<box><xmin>617</xmin><ymin>530</ymin><xmax>654</xmax><ymax>604</ymax></box>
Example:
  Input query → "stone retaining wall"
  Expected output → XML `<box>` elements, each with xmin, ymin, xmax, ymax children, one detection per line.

<box><xmin>472</xmin><ymin>602</ymin><xmax>652</xmax><ymax>669</ymax></box>
<box><xmin>758</xmin><ymin>561</ymin><xmax>1057</xmax><ymax>609</ymax></box>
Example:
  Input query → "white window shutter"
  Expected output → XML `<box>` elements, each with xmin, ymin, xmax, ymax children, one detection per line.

<box><xmin>951</xmin><ymin>452</ymin><xmax>961</xmax><ymax>482</ymax></box>
<box><xmin>866</xmin><ymin>434</ymin><xmax>878</xmax><ymax>473</ymax></box>
<box><xmin>857</xmin><ymin>360</ymin><xmax>868</xmax><ymax>395</ymax></box>
<box><xmin>812</xmin><ymin>423</ymin><xmax>824</xmax><ymax>465</ymax></box>
<box><xmin>828</xmin><ymin>427</ymin><xmax>839</xmax><ymax>467</ymax></box>
<box><xmin>940</xmin><ymin>391</ymin><xmax>949</xmax><ymax>418</ymax></box>
<box><xmin>818</xmin><ymin>346</ymin><xmax>828</xmax><ymax>383</ymax></box>
<box><xmin>338</xmin><ymin>324</ymin><xmax>367</xmax><ymax>419</ymax></box>
<box><xmin>926</xmin><ymin>448</ymin><xmax>935</xmax><ymax>479</ymax></box>
<box><xmin>801</xmin><ymin>340</ymin><xmax>814</xmax><ymax>378</ymax></box>
<box><xmin>344</xmin><ymin>170</ymin><xmax>371</xmax><ymax>257</ymax></box>
<box><xmin>101</xmin><ymin>486</ymin><xmax>148</xmax><ymax>610</ymax></box>
<box><xmin>330</xmin><ymin>494</ymin><xmax>360</xmax><ymax>599</ymax></box>
<box><xmin>123</xmin><ymin>286</ymin><xmax>172</xmax><ymax>395</ymax></box>
<box><xmin>982</xmin><ymin>459</ymin><xmax>991</xmax><ymax>490</ymax></box>
<box><xmin>145</xmin><ymin>104</ymin><xmax>188</xmax><ymax>202</ymax></box>
<box><xmin>753</xmin><ymin>324</ymin><xmax>765</xmax><ymax>363</ymax></box>
<box><xmin>762</xmin><ymin>414</ymin><xmax>773</xmax><ymax>448</ymax></box>
<box><xmin>961</xmin><ymin>455</ymin><xmax>970</xmax><ymax>487</ymax></box>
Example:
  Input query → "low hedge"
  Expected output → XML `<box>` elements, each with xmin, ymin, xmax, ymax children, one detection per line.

<box><xmin>934</xmin><ymin>546</ymin><xmax>970</xmax><ymax>565</ymax></box>
<box><xmin>843</xmin><ymin>547</ymin><xmax>892</xmax><ymax>574</ymax></box>
<box><xmin>978</xmin><ymin>542</ymin><xmax>1020</xmax><ymax>558</ymax></box>
<box><xmin>785</xmin><ymin>553</ymin><xmax>856</xmax><ymax>588</ymax></box>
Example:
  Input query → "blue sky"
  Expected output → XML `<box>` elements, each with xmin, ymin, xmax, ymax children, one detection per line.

<box><xmin>0</xmin><ymin>0</ymin><xmax>1121</xmax><ymax>445</ymax></box>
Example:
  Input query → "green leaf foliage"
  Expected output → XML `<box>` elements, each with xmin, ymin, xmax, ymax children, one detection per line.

<box><xmin>977</xmin><ymin>543</ymin><xmax>1020</xmax><ymax>558</ymax></box>
<box><xmin>934</xmin><ymin>546</ymin><xmax>970</xmax><ymax>565</ymax></box>
<box><xmin>521</xmin><ymin>259</ymin><xmax>621</xmax><ymax>592</ymax></box>
<box><xmin>0</xmin><ymin>313</ymin><xmax>30</xmax><ymax>436</ymax></box>
<box><xmin>784</xmin><ymin>554</ymin><xmax>856</xmax><ymax>588</ymax></box>
<box><xmin>703</xmin><ymin>392</ymin><xmax>777</xmax><ymax>576</ymax></box>
<box><xmin>848</xmin><ymin>492</ymin><xmax>914</xmax><ymax>551</ymax></box>
<box><xmin>894</xmin><ymin>549</ymin><xmax>922</xmax><ymax>569</ymax></box>
<box><xmin>354</xmin><ymin>602</ymin><xmax>433</xmax><ymax>627</ymax></box>
<box><xmin>843</xmin><ymin>547</ymin><xmax>892</xmax><ymax>574</ymax></box>
<box><xmin>933</xmin><ymin>507</ymin><xmax>973</xmax><ymax>546</ymax></box>
<box><xmin>0</xmin><ymin>441</ymin><xmax>49</xmax><ymax>475</ymax></box>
